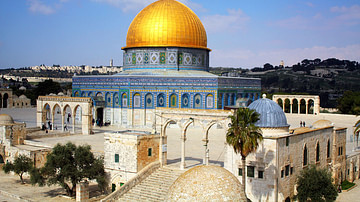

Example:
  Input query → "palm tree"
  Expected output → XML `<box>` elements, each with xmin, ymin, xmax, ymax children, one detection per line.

<box><xmin>355</xmin><ymin>119</ymin><xmax>360</xmax><ymax>147</ymax></box>
<box><xmin>226</xmin><ymin>108</ymin><xmax>263</xmax><ymax>201</ymax></box>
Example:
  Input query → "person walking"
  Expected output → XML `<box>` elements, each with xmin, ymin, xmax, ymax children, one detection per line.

<box><xmin>300</xmin><ymin>121</ymin><xmax>303</xmax><ymax>127</ymax></box>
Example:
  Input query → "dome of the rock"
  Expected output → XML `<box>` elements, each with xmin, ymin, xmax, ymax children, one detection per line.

<box><xmin>123</xmin><ymin>0</ymin><xmax>208</xmax><ymax>50</ymax></box>
<box><xmin>166</xmin><ymin>165</ymin><xmax>242</xmax><ymax>201</ymax></box>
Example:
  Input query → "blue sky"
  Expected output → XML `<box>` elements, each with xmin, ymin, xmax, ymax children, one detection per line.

<box><xmin>0</xmin><ymin>0</ymin><xmax>359</xmax><ymax>69</ymax></box>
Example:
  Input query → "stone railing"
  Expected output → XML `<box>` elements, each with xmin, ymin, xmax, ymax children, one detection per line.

<box><xmin>100</xmin><ymin>161</ymin><xmax>161</xmax><ymax>202</ymax></box>
<box><xmin>37</xmin><ymin>96</ymin><xmax>92</xmax><ymax>103</ymax></box>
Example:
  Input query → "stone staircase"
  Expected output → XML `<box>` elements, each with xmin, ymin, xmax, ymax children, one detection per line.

<box><xmin>117</xmin><ymin>167</ymin><xmax>185</xmax><ymax>201</ymax></box>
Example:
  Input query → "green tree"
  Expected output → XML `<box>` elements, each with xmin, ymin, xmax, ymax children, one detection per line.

<box><xmin>226</xmin><ymin>108</ymin><xmax>263</xmax><ymax>200</ymax></box>
<box><xmin>295</xmin><ymin>165</ymin><xmax>338</xmax><ymax>202</ymax></box>
<box><xmin>337</xmin><ymin>91</ymin><xmax>360</xmax><ymax>115</ymax></box>
<box><xmin>3</xmin><ymin>154</ymin><xmax>33</xmax><ymax>184</ymax></box>
<box><xmin>30</xmin><ymin>142</ymin><xmax>107</xmax><ymax>197</ymax></box>
<box><xmin>34</xmin><ymin>79</ymin><xmax>62</xmax><ymax>96</ymax></box>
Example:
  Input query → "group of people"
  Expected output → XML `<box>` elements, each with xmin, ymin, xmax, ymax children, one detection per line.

<box><xmin>300</xmin><ymin>121</ymin><xmax>306</xmax><ymax>127</ymax></box>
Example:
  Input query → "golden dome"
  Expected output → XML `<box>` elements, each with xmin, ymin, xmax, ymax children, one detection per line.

<box><xmin>123</xmin><ymin>0</ymin><xmax>209</xmax><ymax>51</ymax></box>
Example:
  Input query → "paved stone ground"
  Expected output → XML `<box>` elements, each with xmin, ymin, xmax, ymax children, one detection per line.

<box><xmin>0</xmin><ymin>108</ymin><xmax>359</xmax><ymax>201</ymax></box>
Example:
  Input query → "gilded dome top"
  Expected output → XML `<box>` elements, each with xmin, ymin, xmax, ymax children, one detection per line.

<box><xmin>166</xmin><ymin>165</ymin><xmax>242</xmax><ymax>201</ymax></box>
<box><xmin>123</xmin><ymin>0</ymin><xmax>209</xmax><ymax>50</ymax></box>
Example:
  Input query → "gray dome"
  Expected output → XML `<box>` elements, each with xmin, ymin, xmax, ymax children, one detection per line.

<box><xmin>248</xmin><ymin>95</ymin><xmax>289</xmax><ymax>128</ymax></box>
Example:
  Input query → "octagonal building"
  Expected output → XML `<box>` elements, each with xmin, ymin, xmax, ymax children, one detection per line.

<box><xmin>72</xmin><ymin>0</ymin><xmax>261</xmax><ymax>127</ymax></box>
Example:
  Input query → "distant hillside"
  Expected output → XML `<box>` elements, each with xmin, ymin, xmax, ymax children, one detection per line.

<box><xmin>210</xmin><ymin>58</ymin><xmax>360</xmax><ymax>108</ymax></box>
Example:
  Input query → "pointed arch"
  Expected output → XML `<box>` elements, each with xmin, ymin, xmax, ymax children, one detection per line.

<box><xmin>181</xmin><ymin>93</ymin><xmax>190</xmax><ymax>108</ymax></box>
<box><xmin>316</xmin><ymin>141</ymin><xmax>320</xmax><ymax>162</ymax></box>
<box><xmin>303</xmin><ymin>144</ymin><xmax>308</xmax><ymax>166</ymax></box>
<box><xmin>157</xmin><ymin>93</ymin><xmax>166</xmax><ymax>107</ymax></box>
<box><xmin>145</xmin><ymin>93</ymin><xmax>153</xmax><ymax>108</ymax></box>
<box><xmin>193</xmin><ymin>93</ymin><xmax>202</xmax><ymax>108</ymax></box>
<box><xmin>169</xmin><ymin>93</ymin><xmax>177</xmax><ymax>108</ymax></box>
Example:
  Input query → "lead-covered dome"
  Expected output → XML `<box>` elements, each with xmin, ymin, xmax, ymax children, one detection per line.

<box><xmin>123</xmin><ymin>0</ymin><xmax>209</xmax><ymax>50</ymax></box>
<box><xmin>166</xmin><ymin>165</ymin><xmax>242</xmax><ymax>201</ymax></box>
<box><xmin>248</xmin><ymin>94</ymin><xmax>289</xmax><ymax>128</ymax></box>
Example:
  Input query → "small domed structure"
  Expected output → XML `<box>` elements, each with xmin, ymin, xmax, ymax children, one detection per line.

<box><xmin>312</xmin><ymin>119</ymin><xmax>333</xmax><ymax>129</ymax></box>
<box><xmin>0</xmin><ymin>114</ymin><xmax>14</xmax><ymax>124</ymax></box>
<box><xmin>248</xmin><ymin>94</ymin><xmax>289</xmax><ymax>128</ymax></box>
<box><xmin>57</xmin><ymin>92</ymin><xmax>64</xmax><ymax>96</ymax></box>
<box><xmin>166</xmin><ymin>165</ymin><xmax>242</xmax><ymax>201</ymax></box>
<box><xmin>19</xmin><ymin>95</ymin><xmax>27</xmax><ymax>99</ymax></box>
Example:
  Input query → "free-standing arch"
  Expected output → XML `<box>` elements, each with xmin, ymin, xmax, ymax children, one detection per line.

<box><xmin>37</xmin><ymin>96</ymin><xmax>93</xmax><ymax>135</ymax></box>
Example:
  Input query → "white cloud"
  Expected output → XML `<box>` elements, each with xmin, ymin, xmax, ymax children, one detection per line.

<box><xmin>330</xmin><ymin>5</ymin><xmax>360</xmax><ymax>25</ymax></box>
<box><xmin>202</xmin><ymin>9</ymin><xmax>250</xmax><ymax>33</ymax></box>
<box><xmin>93</xmin><ymin>0</ymin><xmax>155</xmax><ymax>12</ymax></box>
<box><xmin>210</xmin><ymin>44</ymin><xmax>360</xmax><ymax>68</ymax></box>
<box><xmin>93</xmin><ymin>0</ymin><xmax>204</xmax><ymax>13</ymax></box>
<box><xmin>28</xmin><ymin>0</ymin><xmax>55</xmax><ymax>15</ymax></box>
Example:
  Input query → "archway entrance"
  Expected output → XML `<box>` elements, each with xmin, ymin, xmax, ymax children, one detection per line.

<box><xmin>96</xmin><ymin>108</ymin><xmax>104</xmax><ymax>126</ymax></box>
<box><xmin>64</xmin><ymin>105</ymin><xmax>72</xmax><ymax>132</ymax></box>
<box><xmin>74</xmin><ymin>105</ymin><xmax>82</xmax><ymax>133</ymax></box>
<box><xmin>3</xmin><ymin>93</ymin><xmax>8</xmax><ymax>108</ymax></box>
<box><xmin>0</xmin><ymin>154</ymin><xmax>4</xmax><ymax>164</ymax></box>
<box><xmin>52</xmin><ymin>104</ymin><xmax>62</xmax><ymax>130</ymax></box>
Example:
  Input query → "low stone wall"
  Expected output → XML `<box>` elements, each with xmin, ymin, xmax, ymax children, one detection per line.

<box><xmin>26</xmin><ymin>131</ymin><xmax>71</xmax><ymax>140</ymax></box>
<box><xmin>100</xmin><ymin>161</ymin><xmax>161</xmax><ymax>202</ymax></box>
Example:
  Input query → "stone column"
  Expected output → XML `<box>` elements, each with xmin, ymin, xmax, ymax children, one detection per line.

<box><xmin>72</xmin><ymin>114</ymin><xmax>76</xmax><ymax>133</ymax></box>
<box><xmin>62</xmin><ymin>113</ymin><xmax>65</xmax><ymax>132</ymax></box>
<box><xmin>298</xmin><ymin>102</ymin><xmax>301</xmax><ymax>114</ymax></box>
<box><xmin>51</xmin><ymin>112</ymin><xmax>55</xmax><ymax>131</ymax></box>
<box><xmin>306</xmin><ymin>103</ymin><xmax>308</xmax><ymax>114</ymax></box>
<box><xmin>282</xmin><ymin>102</ymin><xmax>285</xmax><ymax>112</ymax></box>
<box><xmin>180</xmin><ymin>134</ymin><xmax>186</xmax><ymax>170</ymax></box>
<box><xmin>290</xmin><ymin>103</ymin><xmax>293</xmax><ymax>114</ymax></box>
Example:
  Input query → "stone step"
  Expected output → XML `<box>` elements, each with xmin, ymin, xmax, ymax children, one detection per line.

<box><xmin>116</xmin><ymin>167</ymin><xmax>185</xmax><ymax>202</ymax></box>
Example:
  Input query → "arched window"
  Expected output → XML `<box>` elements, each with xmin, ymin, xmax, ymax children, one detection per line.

<box><xmin>121</xmin><ymin>93</ymin><xmax>127</xmax><ymax>108</ymax></box>
<box><xmin>169</xmin><ymin>94</ymin><xmax>177</xmax><ymax>108</ymax></box>
<box><xmin>74</xmin><ymin>91</ymin><xmax>79</xmax><ymax>97</ymax></box>
<box><xmin>157</xmin><ymin>93</ymin><xmax>165</xmax><ymax>107</ymax></box>
<box><xmin>145</xmin><ymin>93</ymin><xmax>153</xmax><ymax>108</ymax></box>
<box><xmin>206</xmin><ymin>94</ymin><xmax>214</xmax><ymax>108</ymax></box>
<box><xmin>81</xmin><ymin>92</ymin><xmax>86</xmax><ymax>97</ymax></box>
<box><xmin>194</xmin><ymin>94</ymin><xmax>202</xmax><ymax>108</ymax></box>
<box><xmin>88</xmin><ymin>92</ymin><xmax>93</xmax><ymax>97</ymax></box>
<box><xmin>327</xmin><ymin>139</ymin><xmax>330</xmax><ymax>158</ymax></box>
<box><xmin>133</xmin><ymin>93</ymin><xmax>141</xmax><ymax>108</ymax></box>
<box><xmin>303</xmin><ymin>145</ymin><xmax>308</xmax><ymax>166</ymax></box>
<box><xmin>105</xmin><ymin>92</ymin><xmax>111</xmax><ymax>107</ymax></box>
<box><xmin>181</xmin><ymin>94</ymin><xmax>190</xmax><ymax>108</ymax></box>
<box><xmin>316</xmin><ymin>142</ymin><xmax>320</xmax><ymax>162</ymax></box>
<box><xmin>113</xmin><ymin>93</ymin><xmax>119</xmax><ymax>107</ymax></box>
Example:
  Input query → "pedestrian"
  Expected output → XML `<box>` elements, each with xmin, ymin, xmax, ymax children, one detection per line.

<box><xmin>48</xmin><ymin>121</ymin><xmax>51</xmax><ymax>129</ymax></box>
<box><xmin>300</xmin><ymin>121</ymin><xmax>302</xmax><ymax>127</ymax></box>
<box><xmin>64</xmin><ymin>124</ymin><xmax>68</xmax><ymax>131</ymax></box>
<box><xmin>67</xmin><ymin>116</ymin><xmax>70</xmax><ymax>123</ymax></box>
<box><xmin>303</xmin><ymin>121</ymin><xmax>306</xmax><ymax>127</ymax></box>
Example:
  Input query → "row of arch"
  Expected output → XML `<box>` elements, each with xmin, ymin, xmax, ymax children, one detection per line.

<box><xmin>303</xmin><ymin>140</ymin><xmax>331</xmax><ymax>167</ymax></box>
<box><xmin>74</xmin><ymin>91</ymin><xmax>216</xmax><ymax>109</ymax></box>
<box><xmin>43</xmin><ymin>103</ymin><xmax>83</xmax><ymax>133</ymax></box>
<box><xmin>277</xmin><ymin>98</ymin><xmax>315</xmax><ymax>114</ymax></box>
